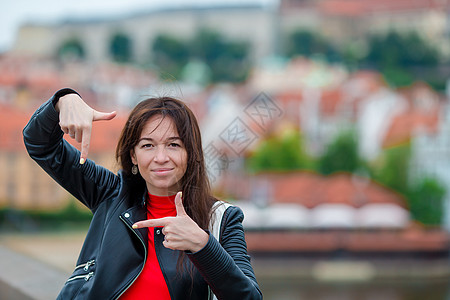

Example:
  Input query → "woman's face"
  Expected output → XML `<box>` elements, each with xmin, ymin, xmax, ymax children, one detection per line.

<box><xmin>131</xmin><ymin>115</ymin><xmax>188</xmax><ymax>196</ymax></box>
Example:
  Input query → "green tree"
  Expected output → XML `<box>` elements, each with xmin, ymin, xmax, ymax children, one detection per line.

<box><xmin>365</xmin><ymin>31</ymin><xmax>438</xmax><ymax>69</ymax></box>
<box><xmin>58</xmin><ymin>38</ymin><xmax>85</xmax><ymax>61</ymax></box>
<box><xmin>369</xmin><ymin>143</ymin><xmax>446</xmax><ymax>226</ymax></box>
<box><xmin>371</xmin><ymin>143</ymin><xmax>411</xmax><ymax>195</ymax></box>
<box><xmin>362</xmin><ymin>31</ymin><xmax>441</xmax><ymax>88</ymax></box>
<box><xmin>190</xmin><ymin>29</ymin><xmax>250</xmax><ymax>82</ymax></box>
<box><xmin>152</xmin><ymin>34</ymin><xmax>189</xmax><ymax>78</ymax></box>
<box><xmin>408</xmin><ymin>177</ymin><xmax>446</xmax><ymax>226</ymax></box>
<box><xmin>285</xmin><ymin>29</ymin><xmax>340</xmax><ymax>62</ymax></box>
<box><xmin>317</xmin><ymin>130</ymin><xmax>362</xmax><ymax>175</ymax></box>
<box><xmin>110</xmin><ymin>33</ymin><xmax>133</xmax><ymax>63</ymax></box>
<box><xmin>247</xmin><ymin>129</ymin><xmax>312</xmax><ymax>173</ymax></box>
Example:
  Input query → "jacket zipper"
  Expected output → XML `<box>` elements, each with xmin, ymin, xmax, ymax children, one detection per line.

<box><xmin>74</xmin><ymin>259</ymin><xmax>96</xmax><ymax>271</ymax></box>
<box><xmin>115</xmin><ymin>215</ymin><xmax>147</xmax><ymax>300</ymax></box>
<box><xmin>66</xmin><ymin>272</ymin><xmax>94</xmax><ymax>283</ymax></box>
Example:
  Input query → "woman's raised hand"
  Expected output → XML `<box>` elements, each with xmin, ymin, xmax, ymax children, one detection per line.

<box><xmin>56</xmin><ymin>93</ymin><xmax>117</xmax><ymax>164</ymax></box>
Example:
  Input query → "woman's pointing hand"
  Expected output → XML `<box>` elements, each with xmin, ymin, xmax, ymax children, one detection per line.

<box><xmin>132</xmin><ymin>192</ymin><xmax>209</xmax><ymax>252</ymax></box>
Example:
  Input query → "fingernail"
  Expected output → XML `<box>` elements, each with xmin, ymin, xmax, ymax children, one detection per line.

<box><xmin>80</xmin><ymin>158</ymin><xmax>85</xmax><ymax>165</ymax></box>
<box><xmin>132</xmin><ymin>224</ymin><xmax>138</xmax><ymax>229</ymax></box>
<box><xmin>179</xmin><ymin>191</ymin><xmax>183</xmax><ymax>199</ymax></box>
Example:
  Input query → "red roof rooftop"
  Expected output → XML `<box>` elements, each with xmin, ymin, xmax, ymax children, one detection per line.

<box><xmin>220</xmin><ymin>171</ymin><xmax>407</xmax><ymax>209</ymax></box>
<box><xmin>319</xmin><ymin>0</ymin><xmax>450</xmax><ymax>17</ymax></box>
<box><xmin>269</xmin><ymin>172</ymin><xmax>407</xmax><ymax>208</ymax></box>
<box><xmin>0</xmin><ymin>103</ymin><xmax>127</xmax><ymax>154</ymax></box>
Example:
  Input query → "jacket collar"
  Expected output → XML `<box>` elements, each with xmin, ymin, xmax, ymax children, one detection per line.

<box><xmin>120</xmin><ymin>192</ymin><xmax>149</xmax><ymax>246</ymax></box>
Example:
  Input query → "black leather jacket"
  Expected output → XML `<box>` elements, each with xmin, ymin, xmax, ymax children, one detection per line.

<box><xmin>23</xmin><ymin>91</ymin><xmax>262</xmax><ymax>300</ymax></box>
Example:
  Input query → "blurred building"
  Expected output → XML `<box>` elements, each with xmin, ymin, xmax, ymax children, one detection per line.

<box><xmin>244</xmin><ymin>58</ymin><xmax>449</xmax><ymax>231</ymax></box>
<box><xmin>12</xmin><ymin>4</ymin><xmax>278</xmax><ymax>64</ymax></box>
<box><xmin>409</xmin><ymin>83</ymin><xmax>450</xmax><ymax>230</ymax></box>
<box><xmin>0</xmin><ymin>55</ymin><xmax>150</xmax><ymax>210</ymax></box>
<box><xmin>2</xmin><ymin>52</ymin><xmax>448</xmax><ymax>232</ymax></box>
<box><xmin>10</xmin><ymin>0</ymin><xmax>450</xmax><ymax>63</ymax></box>
<box><xmin>223</xmin><ymin>171</ymin><xmax>449</xmax><ymax>256</ymax></box>
<box><xmin>0</xmin><ymin>100</ymin><xmax>127</xmax><ymax>210</ymax></box>
<box><xmin>226</xmin><ymin>171</ymin><xmax>410</xmax><ymax>229</ymax></box>
<box><xmin>0</xmin><ymin>55</ymin><xmax>157</xmax><ymax>109</ymax></box>
<box><xmin>281</xmin><ymin>0</ymin><xmax>450</xmax><ymax>56</ymax></box>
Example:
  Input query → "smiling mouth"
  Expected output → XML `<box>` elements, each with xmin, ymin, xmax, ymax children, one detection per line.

<box><xmin>152</xmin><ymin>168</ymin><xmax>174</xmax><ymax>174</ymax></box>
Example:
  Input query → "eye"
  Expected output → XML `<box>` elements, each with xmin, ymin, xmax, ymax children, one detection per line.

<box><xmin>141</xmin><ymin>143</ymin><xmax>154</xmax><ymax>148</ymax></box>
<box><xmin>168</xmin><ymin>142</ymin><xmax>181</xmax><ymax>148</ymax></box>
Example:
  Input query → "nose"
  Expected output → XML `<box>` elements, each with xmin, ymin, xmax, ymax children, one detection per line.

<box><xmin>153</xmin><ymin>146</ymin><xmax>169</xmax><ymax>163</ymax></box>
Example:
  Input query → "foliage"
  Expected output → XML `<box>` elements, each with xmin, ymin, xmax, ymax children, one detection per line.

<box><xmin>152</xmin><ymin>34</ymin><xmax>190</xmax><ymax>78</ymax></box>
<box><xmin>285</xmin><ymin>29</ymin><xmax>339</xmax><ymax>62</ymax></box>
<box><xmin>361</xmin><ymin>31</ymin><xmax>441</xmax><ymax>89</ymax></box>
<box><xmin>247</xmin><ymin>128</ymin><xmax>367</xmax><ymax>175</ymax></box>
<box><xmin>246</xmin><ymin>127</ymin><xmax>446</xmax><ymax>225</ymax></box>
<box><xmin>110</xmin><ymin>33</ymin><xmax>133</xmax><ymax>63</ymax></box>
<box><xmin>0</xmin><ymin>199</ymin><xmax>92</xmax><ymax>231</ymax></box>
<box><xmin>370</xmin><ymin>143</ymin><xmax>411</xmax><ymax>195</ymax></box>
<box><xmin>27</xmin><ymin>199</ymin><xmax>92</xmax><ymax>223</ymax></box>
<box><xmin>283</xmin><ymin>28</ymin><xmax>446</xmax><ymax>90</ymax></box>
<box><xmin>380</xmin><ymin>67</ymin><xmax>414</xmax><ymax>88</ymax></box>
<box><xmin>150</xmin><ymin>29</ymin><xmax>250</xmax><ymax>83</ymax></box>
<box><xmin>317</xmin><ymin>130</ymin><xmax>362</xmax><ymax>175</ymax></box>
<box><xmin>407</xmin><ymin>177</ymin><xmax>446</xmax><ymax>226</ymax></box>
<box><xmin>189</xmin><ymin>28</ymin><xmax>250</xmax><ymax>82</ymax></box>
<box><xmin>247</xmin><ymin>129</ymin><xmax>313</xmax><ymax>173</ymax></box>
<box><xmin>369</xmin><ymin>143</ymin><xmax>446</xmax><ymax>226</ymax></box>
<box><xmin>57</xmin><ymin>38</ymin><xmax>85</xmax><ymax>61</ymax></box>
<box><xmin>365</xmin><ymin>31</ymin><xmax>439</xmax><ymax>69</ymax></box>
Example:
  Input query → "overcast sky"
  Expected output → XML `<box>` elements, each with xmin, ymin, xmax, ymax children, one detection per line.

<box><xmin>1</xmin><ymin>0</ymin><xmax>275</xmax><ymax>52</ymax></box>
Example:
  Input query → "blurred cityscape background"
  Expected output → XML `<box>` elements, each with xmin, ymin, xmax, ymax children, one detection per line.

<box><xmin>0</xmin><ymin>0</ymin><xmax>450</xmax><ymax>299</ymax></box>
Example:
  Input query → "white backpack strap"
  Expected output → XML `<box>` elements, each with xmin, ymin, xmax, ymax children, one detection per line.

<box><xmin>209</xmin><ymin>201</ymin><xmax>232</xmax><ymax>242</ymax></box>
<box><xmin>208</xmin><ymin>201</ymin><xmax>232</xmax><ymax>300</ymax></box>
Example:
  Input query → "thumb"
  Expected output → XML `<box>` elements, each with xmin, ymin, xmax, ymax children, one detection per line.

<box><xmin>93</xmin><ymin>110</ymin><xmax>117</xmax><ymax>122</ymax></box>
<box><xmin>175</xmin><ymin>192</ymin><xmax>187</xmax><ymax>216</ymax></box>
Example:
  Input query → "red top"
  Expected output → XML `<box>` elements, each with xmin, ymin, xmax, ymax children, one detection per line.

<box><xmin>120</xmin><ymin>193</ymin><xmax>177</xmax><ymax>300</ymax></box>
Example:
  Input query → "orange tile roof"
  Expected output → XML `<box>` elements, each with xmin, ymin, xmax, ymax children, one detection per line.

<box><xmin>0</xmin><ymin>56</ymin><xmax>63</xmax><ymax>90</ymax></box>
<box><xmin>319</xmin><ymin>0</ymin><xmax>450</xmax><ymax>17</ymax></box>
<box><xmin>382</xmin><ymin>109</ymin><xmax>439</xmax><ymax>148</ymax></box>
<box><xmin>0</xmin><ymin>102</ymin><xmax>127</xmax><ymax>153</ymax></box>
<box><xmin>319</xmin><ymin>0</ymin><xmax>366</xmax><ymax>17</ymax></box>
<box><xmin>320</xmin><ymin>89</ymin><xmax>342</xmax><ymax>116</ymax></box>
<box><xmin>266</xmin><ymin>171</ymin><xmax>323</xmax><ymax>208</ymax></box>
<box><xmin>248</xmin><ymin>171</ymin><xmax>407</xmax><ymax>208</ymax></box>
<box><xmin>66</xmin><ymin>115</ymin><xmax>127</xmax><ymax>153</ymax></box>
<box><xmin>348</xmin><ymin>71</ymin><xmax>386</xmax><ymax>93</ymax></box>
<box><xmin>397</xmin><ymin>81</ymin><xmax>442</xmax><ymax>107</ymax></box>
<box><xmin>0</xmin><ymin>104</ymin><xmax>30</xmax><ymax>151</ymax></box>
<box><xmin>276</xmin><ymin>91</ymin><xmax>303</xmax><ymax>106</ymax></box>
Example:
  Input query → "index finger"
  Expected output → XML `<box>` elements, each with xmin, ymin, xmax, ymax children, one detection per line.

<box><xmin>132</xmin><ymin>217</ymin><xmax>171</xmax><ymax>229</ymax></box>
<box><xmin>79</xmin><ymin>126</ymin><xmax>92</xmax><ymax>165</ymax></box>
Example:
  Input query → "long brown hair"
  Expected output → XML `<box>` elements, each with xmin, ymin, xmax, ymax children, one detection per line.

<box><xmin>115</xmin><ymin>97</ymin><xmax>214</xmax><ymax>231</ymax></box>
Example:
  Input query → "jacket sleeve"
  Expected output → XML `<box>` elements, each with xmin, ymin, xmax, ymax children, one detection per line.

<box><xmin>22</xmin><ymin>89</ymin><xmax>120</xmax><ymax>211</ymax></box>
<box><xmin>187</xmin><ymin>206</ymin><xmax>263</xmax><ymax>300</ymax></box>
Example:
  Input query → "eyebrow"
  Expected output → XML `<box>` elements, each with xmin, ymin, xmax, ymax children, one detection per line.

<box><xmin>138</xmin><ymin>137</ymin><xmax>182</xmax><ymax>143</ymax></box>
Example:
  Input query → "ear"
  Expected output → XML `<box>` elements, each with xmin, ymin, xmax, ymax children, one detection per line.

<box><xmin>130</xmin><ymin>150</ymin><xmax>137</xmax><ymax>165</ymax></box>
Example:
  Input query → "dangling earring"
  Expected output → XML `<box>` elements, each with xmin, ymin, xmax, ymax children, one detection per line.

<box><xmin>131</xmin><ymin>164</ymin><xmax>138</xmax><ymax>175</ymax></box>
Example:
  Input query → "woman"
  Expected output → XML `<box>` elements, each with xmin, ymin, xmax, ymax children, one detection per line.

<box><xmin>23</xmin><ymin>88</ymin><xmax>262</xmax><ymax>300</ymax></box>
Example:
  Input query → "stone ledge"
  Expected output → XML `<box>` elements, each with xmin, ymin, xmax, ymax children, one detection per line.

<box><xmin>0</xmin><ymin>246</ymin><xmax>68</xmax><ymax>300</ymax></box>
